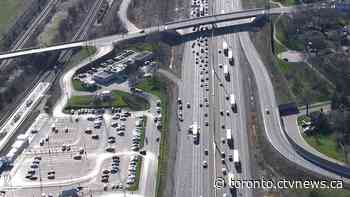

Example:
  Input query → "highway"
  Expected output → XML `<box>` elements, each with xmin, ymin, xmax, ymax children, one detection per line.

<box><xmin>1</xmin><ymin>0</ymin><xmax>350</xmax><ymax>195</ymax></box>
<box><xmin>173</xmin><ymin>0</ymin><xmax>254</xmax><ymax>196</ymax></box>
<box><xmin>211</xmin><ymin>0</ymin><xmax>252</xmax><ymax>196</ymax></box>
<box><xmin>0</xmin><ymin>6</ymin><xmax>295</xmax><ymax>60</ymax></box>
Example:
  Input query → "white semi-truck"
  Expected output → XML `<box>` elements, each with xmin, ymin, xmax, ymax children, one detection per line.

<box><xmin>230</xmin><ymin>94</ymin><xmax>237</xmax><ymax>112</ymax></box>
<box><xmin>190</xmin><ymin>122</ymin><xmax>200</xmax><ymax>144</ymax></box>
<box><xmin>224</xmin><ymin>65</ymin><xmax>230</xmax><ymax>81</ymax></box>
<box><xmin>223</xmin><ymin>41</ymin><xmax>228</xmax><ymax>56</ymax></box>
<box><xmin>233</xmin><ymin>149</ymin><xmax>241</xmax><ymax>172</ymax></box>
<box><xmin>228</xmin><ymin>50</ymin><xmax>234</xmax><ymax>66</ymax></box>
<box><xmin>226</xmin><ymin>129</ymin><xmax>233</xmax><ymax>148</ymax></box>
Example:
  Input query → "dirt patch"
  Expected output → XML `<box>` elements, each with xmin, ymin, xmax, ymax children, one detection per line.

<box><xmin>278</xmin><ymin>50</ymin><xmax>305</xmax><ymax>63</ymax></box>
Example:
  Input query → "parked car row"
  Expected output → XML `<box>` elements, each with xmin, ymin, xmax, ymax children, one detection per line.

<box><xmin>126</xmin><ymin>155</ymin><xmax>140</xmax><ymax>185</ymax></box>
<box><xmin>101</xmin><ymin>155</ymin><xmax>120</xmax><ymax>183</ymax></box>
<box><xmin>25</xmin><ymin>157</ymin><xmax>44</xmax><ymax>181</ymax></box>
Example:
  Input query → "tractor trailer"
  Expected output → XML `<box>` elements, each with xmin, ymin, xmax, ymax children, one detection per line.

<box><xmin>228</xmin><ymin>50</ymin><xmax>235</xmax><ymax>66</ymax></box>
<box><xmin>190</xmin><ymin>122</ymin><xmax>200</xmax><ymax>144</ymax></box>
<box><xmin>230</xmin><ymin>94</ymin><xmax>237</xmax><ymax>113</ymax></box>
<box><xmin>223</xmin><ymin>41</ymin><xmax>228</xmax><ymax>56</ymax></box>
<box><xmin>233</xmin><ymin>149</ymin><xmax>241</xmax><ymax>172</ymax></box>
<box><xmin>224</xmin><ymin>65</ymin><xmax>230</xmax><ymax>81</ymax></box>
<box><xmin>226</xmin><ymin>129</ymin><xmax>233</xmax><ymax>148</ymax></box>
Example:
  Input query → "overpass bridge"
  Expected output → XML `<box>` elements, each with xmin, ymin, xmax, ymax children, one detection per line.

<box><xmin>0</xmin><ymin>7</ymin><xmax>294</xmax><ymax>60</ymax></box>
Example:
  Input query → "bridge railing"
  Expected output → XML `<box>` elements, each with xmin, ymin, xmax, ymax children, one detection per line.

<box><xmin>165</xmin><ymin>8</ymin><xmax>266</xmax><ymax>25</ymax></box>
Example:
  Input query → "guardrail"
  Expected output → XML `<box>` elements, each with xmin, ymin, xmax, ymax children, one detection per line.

<box><xmin>281</xmin><ymin>117</ymin><xmax>350</xmax><ymax>178</ymax></box>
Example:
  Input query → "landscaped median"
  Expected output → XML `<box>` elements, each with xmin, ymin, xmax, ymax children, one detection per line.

<box><xmin>65</xmin><ymin>90</ymin><xmax>150</xmax><ymax>111</ymax></box>
<box><xmin>127</xmin><ymin>158</ymin><xmax>142</xmax><ymax>191</ymax></box>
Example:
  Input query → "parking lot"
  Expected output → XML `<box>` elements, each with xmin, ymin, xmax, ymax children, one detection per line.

<box><xmin>9</xmin><ymin>108</ymin><xmax>148</xmax><ymax>190</ymax></box>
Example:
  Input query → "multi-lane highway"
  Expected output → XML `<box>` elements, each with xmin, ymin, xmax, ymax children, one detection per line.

<box><xmin>0</xmin><ymin>6</ymin><xmax>296</xmax><ymax>60</ymax></box>
<box><xmin>173</xmin><ymin>0</ymin><xmax>254</xmax><ymax>196</ymax></box>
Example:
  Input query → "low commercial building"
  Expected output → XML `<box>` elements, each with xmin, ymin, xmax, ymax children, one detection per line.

<box><xmin>93</xmin><ymin>63</ymin><xmax>128</xmax><ymax>85</ymax></box>
<box><xmin>93</xmin><ymin>71</ymin><xmax>118</xmax><ymax>85</ymax></box>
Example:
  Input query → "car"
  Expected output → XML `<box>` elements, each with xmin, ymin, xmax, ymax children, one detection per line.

<box><xmin>221</xmin><ymin>125</ymin><xmax>225</xmax><ymax>129</ymax></box>
<box><xmin>221</xmin><ymin>152</ymin><xmax>225</xmax><ymax>158</ymax></box>
<box><xmin>204</xmin><ymin>149</ymin><xmax>209</xmax><ymax>155</ymax></box>
<box><xmin>131</xmin><ymin>146</ymin><xmax>139</xmax><ymax>151</ymax></box>
<box><xmin>34</xmin><ymin>156</ymin><xmax>42</xmax><ymax>161</ymax></box>
<box><xmin>30</xmin><ymin>164</ymin><xmax>38</xmax><ymax>169</ymax></box>
<box><xmin>73</xmin><ymin>155</ymin><xmax>82</xmax><ymax>160</ymax></box>
<box><xmin>31</xmin><ymin>129</ymin><xmax>38</xmax><ymax>134</ymax></box>
<box><xmin>226</xmin><ymin>111</ymin><xmax>230</xmax><ymax>116</ymax></box>
<box><xmin>92</xmin><ymin>134</ymin><xmax>99</xmax><ymax>139</ymax></box>
<box><xmin>47</xmin><ymin>175</ymin><xmax>55</xmax><ymax>179</ymax></box>
<box><xmin>79</xmin><ymin>148</ymin><xmax>84</xmax><ymax>154</ymax></box>
<box><xmin>108</xmin><ymin>139</ymin><xmax>116</xmax><ymax>144</ymax></box>
<box><xmin>222</xmin><ymin>168</ymin><xmax>227</xmax><ymax>175</ymax></box>
<box><xmin>111</xmin><ymin>163</ymin><xmax>119</xmax><ymax>167</ymax></box>
<box><xmin>29</xmin><ymin>176</ymin><xmax>38</xmax><ymax>180</ymax></box>
<box><xmin>111</xmin><ymin>122</ymin><xmax>118</xmax><ymax>127</ymax></box>
<box><xmin>220</xmin><ymin>110</ymin><xmax>224</xmax><ymax>116</ymax></box>
<box><xmin>221</xmin><ymin>137</ymin><xmax>225</xmax><ymax>144</ymax></box>
<box><xmin>228</xmin><ymin>154</ymin><xmax>233</xmax><ymax>162</ymax></box>
<box><xmin>205</xmin><ymin>121</ymin><xmax>209</xmax><ymax>126</ymax></box>
<box><xmin>112</xmin><ymin>114</ymin><xmax>120</xmax><ymax>120</ymax></box>
<box><xmin>32</xmin><ymin>160</ymin><xmax>40</xmax><ymax>165</ymax></box>
<box><xmin>202</xmin><ymin>161</ymin><xmax>208</xmax><ymax>168</ymax></box>
<box><xmin>108</xmin><ymin>136</ymin><xmax>116</xmax><ymax>140</ymax></box>
<box><xmin>66</xmin><ymin>145</ymin><xmax>71</xmax><ymax>151</ymax></box>
<box><xmin>140</xmin><ymin>150</ymin><xmax>147</xmax><ymax>155</ymax></box>
<box><xmin>103</xmin><ymin>169</ymin><xmax>110</xmax><ymax>174</ymax></box>
<box><xmin>221</xmin><ymin>158</ymin><xmax>225</xmax><ymax>164</ymax></box>
<box><xmin>101</xmin><ymin>178</ymin><xmax>109</xmax><ymax>183</ymax></box>
<box><xmin>48</xmin><ymin>170</ymin><xmax>55</xmax><ymax>175</ymax></box>
<box><xmin>187</xmin><ymin>103</ymin><xmax>191</xmax><ymax>108</ymax></box>
<box><xmin>27</xmin><ymin>170</ymin><xmax>36</xmax><ymax>174</ymax></box>
<box><xmin>117</xmin><ymin>131</ymin><xmax>125</xmax><ymax>136</ymax></box>
<box><xmin>111</xmin><ymin>168</ymin><xmax>119</xmax><ymax>174</ymax></box>
<box><xmin>266</xmin><ymin>108</ymin><xmax>270</xmax><ymax>114</ymax></box>
<box><xmin>85</xmin><ymin>128</ymin><xmax>92</xmax><ymax>134</ymax></box>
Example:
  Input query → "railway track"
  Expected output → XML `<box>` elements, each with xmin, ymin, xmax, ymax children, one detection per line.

<box><xmin>58</xmin><ymin>0</ymin><xmax>106</xmax><ymax>63</ymax></box>
<box><xmin>0</xmin><ymin>0</ymin><xmax>59</xmax><ymax>71</ymax></box>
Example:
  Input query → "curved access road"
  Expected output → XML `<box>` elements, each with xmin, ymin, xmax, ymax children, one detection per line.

<box><xmin>237</xmin><ymin>2</ymin><xmax>350</xmax><ymax>181</ymax></box>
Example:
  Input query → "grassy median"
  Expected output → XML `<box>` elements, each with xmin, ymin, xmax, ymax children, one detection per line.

<box><xmin>65</xmin><ymin>90</ymin><xmax>149</xmax><ymax>111</ymax></box>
